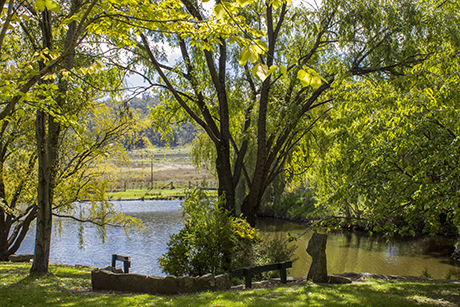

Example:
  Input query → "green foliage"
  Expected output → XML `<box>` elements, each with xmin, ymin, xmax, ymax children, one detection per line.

<box><xmin>159</xmin><ymin>190</ymin><xmax>259</xmax><ymax>276</ymax></box>
<box><xmin>259</xmin><ymin>187</ymin><xmax>316</xmax><ymax>221</ymax></box>
<box><xmin>307</xmin><ymin>1</ymin><xmax>460</xmax><ymax>236</ymax></box>
<box><xmin>256</xmin><ymin>232</ymin><xmax>298</xmax><ymax>265</ymax></box>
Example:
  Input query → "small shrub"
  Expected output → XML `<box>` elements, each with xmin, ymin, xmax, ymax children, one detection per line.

<box><xmin>158</xmin><ymin>190</ymin><xmax>259</xmax><ymax>276</ymax></box>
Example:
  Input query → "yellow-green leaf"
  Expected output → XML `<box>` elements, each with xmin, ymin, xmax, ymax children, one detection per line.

<box><xmin>297</xmin><ymin>69</ymin><xmax>311</xmax><ymax>87</ymax></box>
<box><xmin>310</xmin><ymin>76</ymin><xmax>323</xmax><ymax>89</ymax></box>
<box><xmin>237</xmin><ymin>0</ymin><xmax>254</xmax><ymax>6</ymax></box>
<box><xmin>238</xmin><ymin>47</ymin><xmax>258</xmax><ymax>66</ymax></box>
<box><xmin>36</xmin><ymin>0</ymin><xmax>46</xmax><ymax>10</ymax></box>
<box><xmin>298</xmin><ymin>68</ymin><xmax>325</xmax><ymax>88</ymax></box>
<box><xmin>253</xmin><ymin>40</ymin><xmax>268</xmax><ymax>53</ymax></box>
<box><xmin>45</xmin><ymin>0</ymin><xmax>60</xmax><ymax>13</ymax></box>
<box><xmin>268</xmin><ymin>65</ymin><xmax>278</xmax><ymax>75</ymax></box>
<box><xmin>253</xmin><ymin>63</ymin><xmax>269</xmax><ymax>81</ymax></box>
<box><xmin>280</xmin><ymin>65</ymin><xmax>287</xmax><ymax>75</ymax></box>
<box><xmin>239</xmin><ymin>48</ymin><xmax>251</xmax><ymax>66</ymax></box>
<box><xmin>214</xmin><ymin>4</ymin><xmax>226</xmax><ymax>20</ymax></box>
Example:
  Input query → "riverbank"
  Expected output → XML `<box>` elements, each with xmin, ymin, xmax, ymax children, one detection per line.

<box><xmin>106</xmin><ymin>188</ymin><xmax>217</xmax><ymax>201</ymax></box>
<box><xmin>1</xmin><ymin>262</ymin><xmax>459</xmax><ymax>306</ymax></box>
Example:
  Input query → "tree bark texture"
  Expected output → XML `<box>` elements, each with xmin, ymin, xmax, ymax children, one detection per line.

<box><xmin>31</xmin><ymin>2</ymin><xmax>77</xmax><ymax>273</ymax></box>
<box><xmin>31</xmin><ymin>109</ymin><xmax>53</xmax><ymax>274</ymax></box>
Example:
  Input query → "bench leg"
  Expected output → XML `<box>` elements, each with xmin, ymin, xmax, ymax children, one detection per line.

<box><xmin>124</xmin><ymin>261</ymin><xmax>130</xmax><ymax>273</ymax></box>
<box><xmin>245</xmin><ymin>270</ymin><xmax>253</xmax><ymax>289</ymax></box>
<box><xmin>280</xmin><ymin>268</ymin><xmax>287</xmax><ymax>283</ymax></box>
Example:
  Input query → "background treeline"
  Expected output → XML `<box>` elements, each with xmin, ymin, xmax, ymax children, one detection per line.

<box><xmin>123</xmin><ymin>93</ymin><xmax>198</xmax><ymax>149</ymax></box>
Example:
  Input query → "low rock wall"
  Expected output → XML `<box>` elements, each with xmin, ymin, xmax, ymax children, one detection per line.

<box><xmin>8</xmin><ymin>254</ymin><xmax>34</xmax><ymax>262</ymax></box>
<box><xmin>91</xmin><ymin>267</ymin><xmax>232</xmax><ymax>294</ymax></box>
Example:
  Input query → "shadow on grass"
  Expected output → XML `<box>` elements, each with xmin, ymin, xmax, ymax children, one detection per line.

<box><xmin>77</xmin><ymin>281</ymin><xmax>460</xmax><ymax>307</ymax></box>
<box><xmin>2</xmin><ymin>262</ymin><xmax>460</xmax><ymax>307</ymax></box>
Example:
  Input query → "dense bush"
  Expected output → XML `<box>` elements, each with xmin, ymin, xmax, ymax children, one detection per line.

<box><xmin>259</xmin><ymin>187</ymin><xmax>316</xmax><ymax>221</ymax></box>
<box><xmin>158</xmin><ymin>190</ymin><xmax>259</xmax><ymax>276</ymax></box>
<box><xmin>159</xmin><ymin>190</ymin><xmax>298</xmax><ymax>278</ymax></box>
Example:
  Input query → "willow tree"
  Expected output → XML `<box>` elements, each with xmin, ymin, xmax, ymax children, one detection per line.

<box><xmin>134</xmin><ymin>0</ymin><xmax>434</xmax><ymax>226</ymax></box>
<box><xmin>308</xmin><ymin>3</ymin><xmax>460</xmax><ymax>236</ymax></box>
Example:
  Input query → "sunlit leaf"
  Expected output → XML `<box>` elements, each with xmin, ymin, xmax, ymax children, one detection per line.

<box><xmin>214</xmin><ymin>4</ymin><xmax>226</xmax><ymax>20</ymax></box>
<box><xmin>280</xmin><ymin>65</ymin><xmax>287</xmax><ymax>75</ymax></box>
<box><xmin>252</xmin><ymin>63</ymin><xmax>269</xmax><ymax>81</ymax></box>
<box><xmin>268</xmin><ymin>65</ymin><xmax>278</xmax><ymax>75</ymax></box>
<box><xmin>253</xmin><ymin>40</ymin><xmax>268</xmax><ymax>53</ymax></box>
<box><xmin>237</xmin><ymin>0</ymin><xmax>254</xmax><ymax>6</ymax></box>
<box><xmin>238</xmin><ymin>47</ymin><xmax>258</xmax><ymax>66</ymax></box>
<box><xmin>297</xmin><ymin>69</ymin><xmax>311</xmax><ymax>87</ymax></box>
<box><xmin>45</xmin><ymin>0</ymin><xmax>60</xmax><ymax>13</ymax></box>
<box><xmin>35</xmin><ymin>0</ymin><xmax>46</xmax><ymax>10</ymax></box>
<box><xmin>310</xmin><ymin>76</ymin><xmax>323</xmax><ymax>89</ymax></box>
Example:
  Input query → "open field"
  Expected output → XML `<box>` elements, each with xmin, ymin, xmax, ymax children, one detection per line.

<box><xmin>104</xmin><ymin>146</ymin><xmax>216</xmax><ymax>199</ymax></box>
<box><xmin>1</xmin><ymin>262</ymin><xmax>460</xmax><ymax>306</ymax></box>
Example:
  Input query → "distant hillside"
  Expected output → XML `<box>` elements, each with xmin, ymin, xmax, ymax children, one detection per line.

<box><xmin>125</xmin><ymin>93</ymin><xmax>199</xmax><ymax>149</ymax></box>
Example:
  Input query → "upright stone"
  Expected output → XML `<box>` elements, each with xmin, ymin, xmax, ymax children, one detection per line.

<box><xmin>306</xmin><ymin>233</ymin><xmax>328</xmax><ymax>283</ymax></box>
<box><xmin>453</xmin><ymin>246</ymin><xmax>460</xmax><ymax>261</ymax></box>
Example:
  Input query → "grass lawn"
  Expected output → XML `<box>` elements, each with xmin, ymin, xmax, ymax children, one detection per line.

<box><xmin>1</xmin><ymin>262</ymin><xmax>459</xmax><ymax>306</ymax></box>
<box><xmin>107</xmin><ymin>188</ymin><xmax>217</xmax><ymax>200</ymax></box>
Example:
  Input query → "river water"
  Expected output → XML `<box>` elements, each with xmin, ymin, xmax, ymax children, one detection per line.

<box><xmin>16</xmin><ymin>200</ymin><xmax>460</xmax><ymax>279</ymax></box>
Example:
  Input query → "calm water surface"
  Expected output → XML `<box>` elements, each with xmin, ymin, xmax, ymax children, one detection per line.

<box><xmin>17</xmin><ymin>200</ymin><xmax>460</xmax><ymax>279</ymax></box>
<box><xmin>18</xmin><ymin>200</ymin><xmax>183</xmax><ymax>276</ymax></box>
<box><xmin>257</xmin><ymin>219</ymin><xmax>460</xmax><ymax>279</ymax></box>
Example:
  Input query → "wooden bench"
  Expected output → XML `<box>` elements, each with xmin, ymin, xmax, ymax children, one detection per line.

<box><xmin>231</xmin><ymin>261</ymin><xmax>292</xmax><ymax>289</ymax></box>
<box><xmin>111</xmin><ymin>254</ymin><xmax>131</xmax><ymax>273</ymax></box>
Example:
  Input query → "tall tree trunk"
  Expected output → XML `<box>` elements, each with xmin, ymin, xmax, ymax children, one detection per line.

<box><xmin>240</xmin><ymin>185</ymin><xmax>265</xmax><ymax>227</ymax></box>
<box><xmin>31</xmin><ymin>109</ymin><xmax>53</xmax><ymax>274</ymax></box>
<box><xmin>30</xmin><ymin>6</ymin><xmax>53</xmax><ymax>275</ymax></box>
<box><xmin>216</xmin><ymin>144</ymin><xmax>236</xmax><ymax>215</ymax></box>
<box><xmin>30</xmin><ymin>2</ymin><xmax>78</xmax><ymax>274</ymax></box>
<box><xmin>0</xmin><ymin>144</ymin><xmax>9</xmax><ymax>261</ymax></box>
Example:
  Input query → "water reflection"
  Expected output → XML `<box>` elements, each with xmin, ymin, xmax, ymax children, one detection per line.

<box><xmin>257</xmin><ymin>218</ymin><xmax>460</xmax><ymax>279</ymax></box>
<box><xmin>16</xmin><ymin>201</ymin><xmax>460</xmax><ymax>279</ymax></box>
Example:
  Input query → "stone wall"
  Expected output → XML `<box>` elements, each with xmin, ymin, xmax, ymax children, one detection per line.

<box><xmin>91</xmin><ymin>267</ymin><xmax>232</xmax><ymax>294</ymax></box>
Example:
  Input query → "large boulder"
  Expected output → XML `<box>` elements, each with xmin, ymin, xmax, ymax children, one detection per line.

<box><xmin>306</xmin><ymin>233</ymin><xmax>328</xmax><ymax>283</ymax></box>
